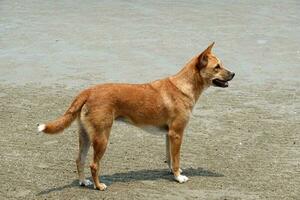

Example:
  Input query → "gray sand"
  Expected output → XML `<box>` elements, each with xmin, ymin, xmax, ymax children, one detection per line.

<box><xmin>0</xmin><ymin>1</ymin><xmax>299</xmax><ymax>199</ymax></box>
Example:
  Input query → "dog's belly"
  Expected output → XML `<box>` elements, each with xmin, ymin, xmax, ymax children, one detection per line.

<box><xmin>138</xmin><ymin>125</ymin><xmax>168</xmax><ymax>135</ymax></box>
<box><xmin>116</xmin><ymin>117</ymin><xmax>168</xmax><ymax>135</ymax></box>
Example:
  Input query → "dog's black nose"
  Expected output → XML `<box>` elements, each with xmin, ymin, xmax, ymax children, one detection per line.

<box><xmin>230</xmin><ymin>72</ymin><xmax>235</xmax><ymax>80</ymax></box>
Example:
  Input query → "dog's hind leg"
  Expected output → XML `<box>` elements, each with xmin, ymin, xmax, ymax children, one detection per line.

<box><xmin>90</xmin><ymin>126</ymin><xmax>111</xmax><ymax>191</ymax></box>
<box><xmin>76</xmin><ymin>122</ymin><xmax>92</xmax><ymax>186</ymax></box>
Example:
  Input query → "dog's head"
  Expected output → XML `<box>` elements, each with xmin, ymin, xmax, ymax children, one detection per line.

<box><xmin>196</xmin><ymin>42</ymin><xmax>235</xmax><ymax>88</ymax></box>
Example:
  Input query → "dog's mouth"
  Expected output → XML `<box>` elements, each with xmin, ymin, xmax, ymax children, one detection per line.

<box><xmin>212</xmin><ymin>79</ymin><xmax>229</xmax><ymax>88</ymax></box>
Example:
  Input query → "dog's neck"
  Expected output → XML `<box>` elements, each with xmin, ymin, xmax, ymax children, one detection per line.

<box><xmin>169</xmin><ymin>56</ymin><xmax>208</xmax><ymax>105</ymax></box>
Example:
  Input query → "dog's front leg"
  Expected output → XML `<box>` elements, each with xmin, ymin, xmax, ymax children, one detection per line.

<box><xmin>168</xmin><ymin>125</ymin><xmax>188</xmax><ymax>183</ymax></box>
<box><xmin>165</xmin><ymin>133</ymin><xmax>171</xmax><ymax>169</ymax></box>
<box><xmin>166</xmin><ymin>134</ymin><xmax>182</xmax><ymax>174</ymax></box>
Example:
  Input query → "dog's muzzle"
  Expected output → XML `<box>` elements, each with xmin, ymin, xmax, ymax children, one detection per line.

<box><xmin>212</xmin><ymin>72</ymin><xmax>235</xmax><ymax>88</ymax></box>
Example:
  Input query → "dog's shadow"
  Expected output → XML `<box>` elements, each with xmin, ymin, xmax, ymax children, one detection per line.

<box><xmin>37</xmin><ymin>167</ymin><xmax>223</xmax><ymax>195</ymax></box>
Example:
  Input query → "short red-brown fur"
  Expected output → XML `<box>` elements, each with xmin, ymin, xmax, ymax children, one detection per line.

<box><xmin>40</xmin><ymin>43</ymin><xmax>234</xmax><ymax>190</ymax></box>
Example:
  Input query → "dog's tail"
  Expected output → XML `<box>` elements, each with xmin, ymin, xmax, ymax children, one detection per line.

<box><xmin>37</xmin><ymin>89</ymin><xmax>90</xmax><ymax>134</ymax></box>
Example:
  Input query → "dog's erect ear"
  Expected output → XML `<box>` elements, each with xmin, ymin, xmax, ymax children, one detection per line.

<box><xmin>197</xmin><ymin>42</ymin><xmax>215</xmax><ymax>69</ymax></box>
<box><xmin>205</xmin><ymin>42</ymin><xmax>215</xmax><ymax>53</ymax></box>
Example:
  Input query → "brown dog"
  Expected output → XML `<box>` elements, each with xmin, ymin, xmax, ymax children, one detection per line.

<box><xmin>38</xmin><ymin>43</ymin><xmax>234</xmax><ymax>190</ymax></box>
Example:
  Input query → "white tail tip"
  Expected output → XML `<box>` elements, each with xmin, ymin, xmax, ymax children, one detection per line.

<box><xmin>38</xmin><ymin>124</ymin><xmax>46</xmax><ymax>132</ymax></box>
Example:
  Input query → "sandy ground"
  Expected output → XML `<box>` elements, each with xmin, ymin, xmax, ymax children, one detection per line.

<box><xmin>0</xmin><ymin>1</ymin><xmax>299</xmax><ymax>199</ymax></box>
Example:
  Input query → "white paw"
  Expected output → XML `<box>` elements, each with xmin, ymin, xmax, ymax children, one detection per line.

<box><xmin>100</xmin><ymin>183</ymin><xmax>107</xmax><ymax>190</ymax></box>
<box><xmin>174</xmin><ymin>175</ymin><xmax>189</xmax><ymax>183</ymax></box>
<box><xmin>94</xmin><ymin>183</ymin><xmax>107</xmax><ymax>191</ymax></box>
<box><xmin>79</xmin><ymin>179</ymin><xmax>93</xmax><ymax>186</ymax></box>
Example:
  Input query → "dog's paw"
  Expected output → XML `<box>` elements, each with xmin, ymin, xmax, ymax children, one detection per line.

<box><xmin>79</xmin><ymin>179</ymin><xmax>93</xmax><ymax>186</ymax></box>
<box><xmin>174</xmin><ymin>175</ymin><xmax>189</xmax><ymax>183</ymax></box>
<box><xmin>94</xmin><ymin>183</ymin><xmax>107</xmax><ymax>191</ymax></box>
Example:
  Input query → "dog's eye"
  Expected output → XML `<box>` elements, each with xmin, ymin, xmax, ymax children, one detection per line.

<box><xmin>215</xmin><ymin>64</ymin><xmax>221</xmax><ymax>70</ymax></box>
